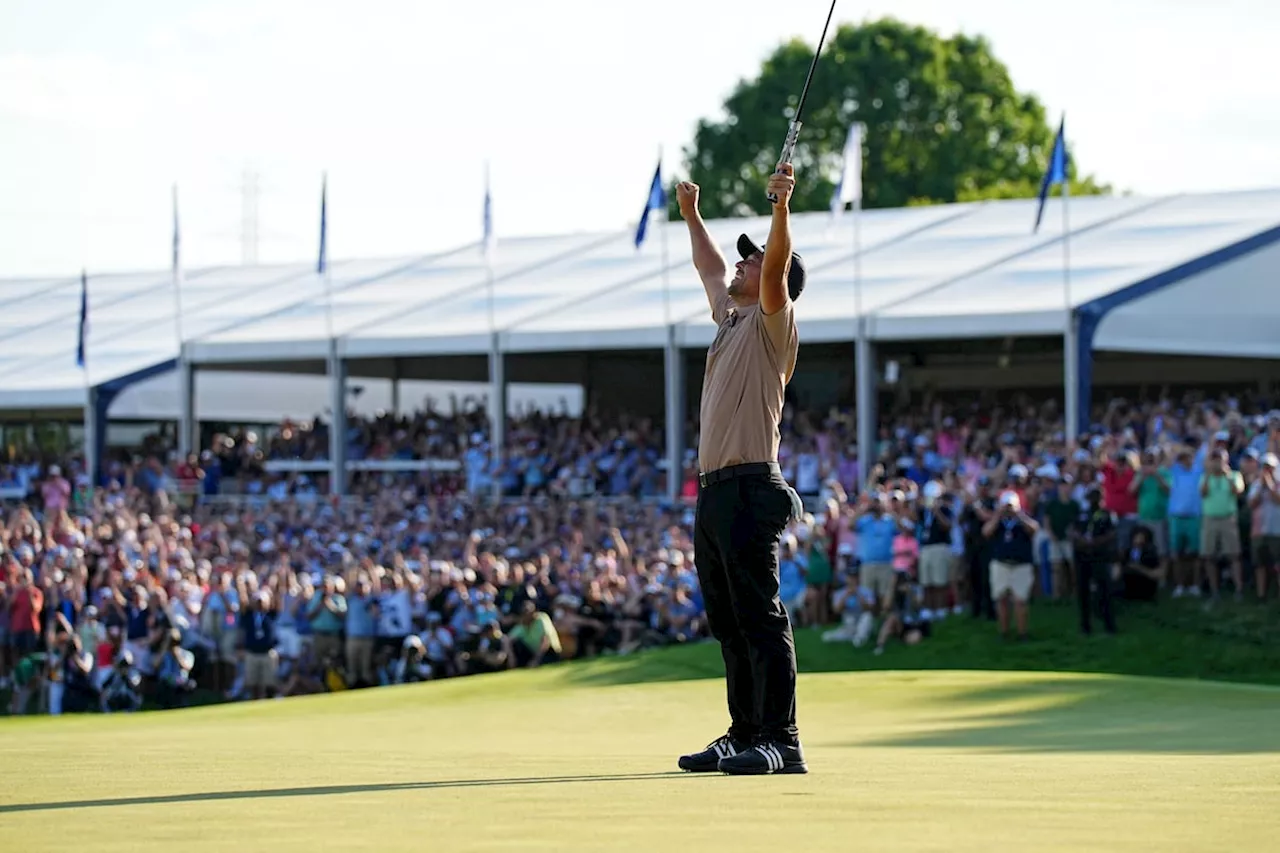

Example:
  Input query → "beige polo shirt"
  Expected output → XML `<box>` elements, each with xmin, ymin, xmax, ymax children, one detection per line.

<box><xmin>697</xmin><ymin>292</ymin><xmax>799</xmax><ymax>474</ymax></box>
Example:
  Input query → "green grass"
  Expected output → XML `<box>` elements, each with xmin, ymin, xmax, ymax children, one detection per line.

<box><xmin>2</xmin><ymin>600</ymin><xmax>1279</xmax><ymax>853</ymax></box>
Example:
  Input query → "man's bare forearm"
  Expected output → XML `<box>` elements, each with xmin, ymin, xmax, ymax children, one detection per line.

<box><xmin>685</xmin><ymin>212</ymin><xmax>727</xmax><ymax>282</ymax></box>
<box><xmin>760</xmin><ymin>205</ymin><xmax>792</xmax><ymax>310</ymax></box>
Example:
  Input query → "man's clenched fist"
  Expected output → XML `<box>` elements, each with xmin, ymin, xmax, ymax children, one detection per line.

<box><xmin>767</xmin><ymin>163</ymin><xmax>795</xmax><ymax>210</ymax></box>
<box><xmin>675</xmin><ymin>181</ymin><xmax>700</xmax><ymax>220</ymax></box>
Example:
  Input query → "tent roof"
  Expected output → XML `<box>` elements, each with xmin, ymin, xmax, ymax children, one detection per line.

<box><xmin>2</xmin><ymin>188</ymin><xmax>1279</xmax><ymax>408</ymax></box>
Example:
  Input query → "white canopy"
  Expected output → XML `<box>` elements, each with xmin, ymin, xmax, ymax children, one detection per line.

<box><xmin>2</xmin><ymin>188</ymin><xmax>1278</xmax><ymax>413</ymax></box>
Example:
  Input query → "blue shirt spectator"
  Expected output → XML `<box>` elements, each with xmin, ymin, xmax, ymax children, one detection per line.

<box><xmin>1168</xmin><ymin>457</ymin><xmax>1204</xmax><ymax>517</ymax></box>
<box><xmin>345</xmin><ymin>594</ymin><xmax>378</xmax><ymax>638</ymax></box>
<box><xmin>779</xmin><ymin>556</ymin><xmax>805</xmax><ymax>604</ymax></box>
<box><xmin>857</xmin><ymin>513</ymin><xmax>899</xmax><ymax>564</ymax></box>
<box><xmin>240</xmin><ymin>608</ymin><xmax>277</xmax><ymax>654</ymax></box>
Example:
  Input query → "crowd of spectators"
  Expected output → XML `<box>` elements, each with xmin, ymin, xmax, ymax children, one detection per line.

<box><xmin>2</xmin><ymin>390</ymin><xmax>1278</xmax><ymax>715</ymax></box>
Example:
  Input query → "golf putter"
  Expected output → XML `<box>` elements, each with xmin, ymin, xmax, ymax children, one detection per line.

<box><xmin>767</xmin><ymin>0</ymin><xmax>839</xmax><ymax>204</ymax></box>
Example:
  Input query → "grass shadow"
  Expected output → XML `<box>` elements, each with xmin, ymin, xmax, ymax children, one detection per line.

<box><xmin>0</xmin><ymin>772</ymin><xmax>701</xmax><ymax>815</ymax></box>
<box><xmin>853</xmin><ymin>675</ymin><xmax>1280</xmax><ymax>755</ymax></box>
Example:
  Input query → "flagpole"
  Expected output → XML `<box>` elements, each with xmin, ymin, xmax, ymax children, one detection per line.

<box><xmin>320</xmin><ymin>173</ymin><xmax>335</xmax><ymax>344</ymax></box>
<box><xmin>484</xmin><ymin>161</ymin><xmax>504</xmax><ymax>503</ymax></box>
<box><xmin>78</xmin><ymin>269</ymin><xmax>95</xmax><ymax>497</ymax></box>
<box><xmin>844</xmin><ymin>122</ymin><xmax>874</xmax><ymax>495</ymax></box>
<box><xmin>658</xmin><ymin>147</ymin><xmax>683</xmax><ymax>501</ymax></box>
<box><xmin>1062</xmin><ymin>172</ymin><xmax>1077</xmax><ymax>442</ymax></box>
<box><xmin>172</xmin><ymin>184</ymin><xmax>186</xmax><ymax>348</ymax></box>
<box><xmin>318</xmin><ymin>172</ymin><xmax>345</xmax><ymax>496</ymax></box>
<box><xmin>172</xmin><ymin>183</ymin><xmax>193</xmax><ymax>457</ymax></box>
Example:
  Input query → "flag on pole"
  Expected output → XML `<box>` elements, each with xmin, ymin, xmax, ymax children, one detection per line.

<box><xmin>76</xmin><ymin>270</ymin><xmax>88</xmax><ymax>368</ymax></box>
<box><xmin>1033</xmin><ymin>117</ymin><xmax>1068</xmax><ymax>233</ymax></box>
<box><xmin>317</xmin><ymin>172</ymin><xmax>328</xmax><ymax>274</ymax></box>
<box><xmin>172</xmin><ymin>185</ymin><xmax>181</xmax><ymax>274</ymax></box>
<box><xmin>634</xmin><ymin>159</ymin><xmax>667</xmax><ymax>249</ymax></box>
<box><xmin>172</xmin><ymin>183</ymin><xmax>186</xmax><ymax>346</ymax></box>
<box><xmin>830</xmin><ymin>123</ymin><xmax>863</xmax><ymax>215</ymax></box>
<box><xmin>482</xmin><ymin>162</ymin><xmax>496</xmax><ymax>264</ymax></box>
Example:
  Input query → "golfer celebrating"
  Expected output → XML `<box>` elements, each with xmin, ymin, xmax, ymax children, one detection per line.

<box><xmin>675</xmin><ymin>164</ymin><xmax>808</xmax><ymax>775</ymax></box>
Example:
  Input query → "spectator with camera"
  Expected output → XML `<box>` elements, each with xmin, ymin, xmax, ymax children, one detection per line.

<box><xmin>1042</xmin><ymin>476</ymin><xmax>1078</xmax><ymax>602</ymax></box>
<box><xmin>855</xmin><ymin>494</ymin><xmax>899</xmax><ymax>613</ymax></box>
<box><xmin>1199</xmin><ymin>448</ymin><xmax>1245</xmax><ymax>600</ymax></box>
<box><xmin>344</xmin><ymin>571</ymin><xmax>381</xmax><ymax>688</ymax></box>
<box><xmin>156</xmin><ymin>627</ymin><xmax>197</xmax><ymax>708</ymax></box>
<box><xmin>1167</xmin><ymin>447</ymin><xmax>1204</xmax><ymax>597</ymax></box>
<box><xmin>982</xmin><ymin>493</ymin><xmax>1038</xmax><ymax>641</ymax></box>
<box><xmin>389</xmin><ymin>635</ymin><xmax>433</xmax><ymax>684</ymax></box>
<box><xmin>917</xmin><ymin>481</ymin><xmax>954</xmax><ymax>620</ymax></box>
<box><xmin>457</xmin><ymin>621</ymin><xmax>509</xmax><ymax>674</ymax></box>
<box><xmin>872</xmin><ymin>570</ymin><xmax>931</xmax><ymax>655</ymax></box>
<box><xmin>1131</xmin><ymin>449</ymin><xmax>1172</xmax><ymax>582</ymax></box>
<box><xmin>1247</xmin><ymin>453</ymin><xmax>1280</xmax><ymax>600</ymax></box>
<box><xmin>99</xmin><ymin>649</ymin><xmax>143</xmax><ymax>713</ymax></box>
<box><xmin>960</xmin><ymin>477</ymin><xmax>997</xmax><ymax>619</ymax></box>
<box><xmin>239</xmin><ymin>589</ymin><xmax>279</xmax><ymax>701</ymax></box>
<box><xmin>1072</xmin><ymin>487</ymin><xmax>1119</xmax><ymax>635</ymax></box>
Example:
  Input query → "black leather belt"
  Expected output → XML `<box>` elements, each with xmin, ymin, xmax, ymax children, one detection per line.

<box><xmin>698</xmin><ymin>462</ymin><xmax>781</xmax><ymax>488</ymax></box>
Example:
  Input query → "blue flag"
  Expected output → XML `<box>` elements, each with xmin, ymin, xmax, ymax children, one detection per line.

<box><xmin>1033</xmin><ymin>117</ymin><xmax>1068</xmax><ymax>233</ymax></box>
<box><xmin>317</xmin><ymin>173</ymin><xmax>328</xmax><ymax>274</ymax></box>
<box><xmin>634</xmin><ymin>160</ymin><xmax>667</xmax><ymax>249</ymax></box>
<box><xmin>76</xmin><ymin>269</ymin><xmax>88</xmax><ymax>368</ymax></box>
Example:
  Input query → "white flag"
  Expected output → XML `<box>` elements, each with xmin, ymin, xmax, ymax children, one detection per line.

<box><xmin>482</xmin><ymin>161</ymin><xmax>496</xmax><ymax>265</ymax></box>
<box><xmin>831</xmin><ymin>123</ymin><xmax>863</xmax><ymax>215</ymax></box>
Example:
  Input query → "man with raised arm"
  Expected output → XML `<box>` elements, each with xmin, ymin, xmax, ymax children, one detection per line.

<box><xmin>674</xmin><ymin>164</ymin><xmax>809</xmax><ymax>776</ymax></box>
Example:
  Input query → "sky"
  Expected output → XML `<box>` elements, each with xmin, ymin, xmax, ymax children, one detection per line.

<box><xmin>2</xmin><ymin>0</ymin><xmax>1278</xmax><ymax>277</ymax></box>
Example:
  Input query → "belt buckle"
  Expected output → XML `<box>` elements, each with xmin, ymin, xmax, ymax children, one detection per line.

<box><xmin>698</xmin><ymin>472</ymin><xmax>708</xmax><ymax>488</ymax></box>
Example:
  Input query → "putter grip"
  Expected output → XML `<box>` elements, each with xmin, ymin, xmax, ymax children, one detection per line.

<box><xmin>766</xmin><ymin>121</ymin><xmax>803</xmax><ymax>204</ymax></box>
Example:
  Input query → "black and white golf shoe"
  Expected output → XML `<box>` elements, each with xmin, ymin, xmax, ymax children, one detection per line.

<box><xmin>717</xmin><ymin>740</ymin><xmax>808</xmax><ymax>775</ymax></box>
<box><xmin>678</xmin><ymin>734</ymin><xmax>748</xmax><ymax>773</ymax></box>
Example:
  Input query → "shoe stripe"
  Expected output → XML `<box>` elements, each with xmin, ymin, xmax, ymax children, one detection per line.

<box><xmin>713</xmin><ymin>742</ymin><xmax>728</xmax><ymax>760</ymax></box>
<box><xmin>756</xmin><ymin>744</ymin><xmax>782</xmax><ymax>771</ymax></box>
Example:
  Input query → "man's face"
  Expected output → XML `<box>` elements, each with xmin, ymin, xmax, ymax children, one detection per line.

<box><xmin>728</xmin><ymin>252</ymin><xmax>763</xmax><ymax>303</ymax></box>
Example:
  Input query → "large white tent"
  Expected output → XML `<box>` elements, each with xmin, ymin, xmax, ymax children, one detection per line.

<box><xmin>2</xmin><ymin>189</ymin><xmax>1278</xmax><ymax>492</ymax></box>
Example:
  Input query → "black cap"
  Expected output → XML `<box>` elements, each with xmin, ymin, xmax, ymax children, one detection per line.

<box><xmin>738</xmin><ymin>234</ymin><xmax>806</xmax><ymax>301</ymax></box>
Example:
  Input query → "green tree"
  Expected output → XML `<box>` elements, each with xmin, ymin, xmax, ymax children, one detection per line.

<box><xmin>677</xmin><ymin>18</ymin><xmax>1108</xmax><ymax>218</ymax></box>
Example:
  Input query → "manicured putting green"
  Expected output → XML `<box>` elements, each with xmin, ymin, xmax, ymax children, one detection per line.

<box><xmin>2</xmin><ymin>658</ymin><xmax>1277</xmax><ymax>853</ymax></box>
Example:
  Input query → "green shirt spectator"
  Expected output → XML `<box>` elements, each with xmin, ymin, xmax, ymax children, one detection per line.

<box><xmin>1044</xmin><ymin>497</ymin><xmax>1078</xmax><ymax>540</ymax></box>
<box><xmin>1202</xmin><ymin>470</ymin><xmax>1244</xmax><ymax>517</ymax></box>
<box><xmin>510</xmin><ymin>610</ymin><xmax>561</xmax><ymax>656</ymax></box>
<box><xmin>805</xmin><ymin>543</ymin><xmax>833</xmax><ymax>586</ymax></box>
<box><xmin>1137</xmin><ymin>468</ymin><xmax>1171</xmax><ymax>521</ymax></box>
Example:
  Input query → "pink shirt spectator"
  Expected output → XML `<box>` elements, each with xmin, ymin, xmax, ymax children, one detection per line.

<box><xmin>937</xmin><ymin>430</ymin><xmax>960</xmax><ymax>459</ymax></box>
<box><xmin>42</xmin><ymin>476</ymin><xmax>70</xmax><ymax>512</ymax></box>
<box><xmin>892</xmin><ymin>533</ymin><xmax>919</xmax><ymax>577</ymax></box>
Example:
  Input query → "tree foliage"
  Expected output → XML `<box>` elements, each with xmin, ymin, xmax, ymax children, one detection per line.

<box><xmin>678</xmin><ymin>18</ymin><xmax>1108</xmax><ymax>218</ymax></box>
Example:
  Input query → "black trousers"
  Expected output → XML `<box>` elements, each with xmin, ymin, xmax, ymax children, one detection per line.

<box><xmin>968</xmin><ymin>543</ymin><xmax>995</xmax><ymax>620</ymax></box>
<box><xmin>694</xmin><ymin>470</ymin><xmax>798</xmax><ymax>745</ymax></box>
<box><xmin>1077</xmin><ymin>556</ymin><xmax>1117</xmax><ymax>634</ymax></box>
